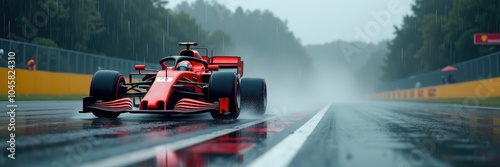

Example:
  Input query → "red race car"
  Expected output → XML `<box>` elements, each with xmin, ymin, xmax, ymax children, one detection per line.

<box><xmin>80</xmin><ymin>42</ymin><xmax>267</xmax><ymax>120</ymax></box>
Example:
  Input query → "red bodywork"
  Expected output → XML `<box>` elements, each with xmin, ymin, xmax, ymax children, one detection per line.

<box><xmin>140</xmin><ymin>70</ymin><xmax>204</xmax><ymax>110</ymax></box>
<box><xmin>81</xmin><ymin>47</ymin><xmax>244</xmax><ymax>115</ymax></box>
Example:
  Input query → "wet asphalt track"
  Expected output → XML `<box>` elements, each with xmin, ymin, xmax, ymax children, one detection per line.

<box><xmin>0</xmin><ymin>101</ymin><xmax>499</xmax><ymax>167</ymax></box>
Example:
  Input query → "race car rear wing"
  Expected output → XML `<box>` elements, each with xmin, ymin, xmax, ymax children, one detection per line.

<box><xmin>203</xmin><ymin>56</ymin><xmax>244</xmax><ymax>77</ymax></box>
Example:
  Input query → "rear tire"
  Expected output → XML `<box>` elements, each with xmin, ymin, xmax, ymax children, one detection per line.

<box><xmin>241</xmin><ymin>78</ymin><xmax>267</xmax><ymax>115</ymax></box>
<box><xmin>89</xmin><ymin>70</ymin><xmax>125</xmax><ymax>118</ymax></box>
<box><xmin>209</xmin><ymin>72</ymin><xmax>240</xmax><ymax>120</ymax></box>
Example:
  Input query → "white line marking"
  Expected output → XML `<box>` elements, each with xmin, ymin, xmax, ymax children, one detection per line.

<box><xmin>248</xmin><ymin>103</ymin><xmax>332</xmax><ymax>167</ymax></box>
<box><xmin>79</xmin><ymin>116</ymin><xmax>278</xmax><ymax>167</ymax></box>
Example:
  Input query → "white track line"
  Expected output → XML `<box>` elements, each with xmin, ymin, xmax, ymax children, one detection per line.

<box><xmin>248</xmin><ymin>103</ymin><xmax>332</xmax><ymax>167</ymax></box>
<box><xmin>79</xmin><ymin>116</ymin><xmax>278</xmax><ymax>167</ymax></box>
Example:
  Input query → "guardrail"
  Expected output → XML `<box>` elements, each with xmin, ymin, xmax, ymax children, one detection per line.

<box><xmin>0</xmin><ymin>38</ymin><xmax>159</xmax><ymax>75</ymax></box>
<box><xmin>377</xmin><ymin>51</ymin><xmax>500</xmax><ymax>91</ymax></box>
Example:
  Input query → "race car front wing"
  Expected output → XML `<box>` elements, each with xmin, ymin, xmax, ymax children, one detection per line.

<box><xmin>80</xmin><ymin>97</ymin><xmax>229</xmax><ymax>114</ymax></box>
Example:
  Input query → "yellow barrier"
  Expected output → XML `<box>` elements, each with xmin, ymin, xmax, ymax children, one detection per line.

<box><xmin>372</xmin><ymin>77</ymin><xmax>500</xmax><ymax>100</ymax></box>
<box><xmin>0</xmin><ymin>68</ymin><xmax>92</xmax><ymax>95</ymax></box>
<box><xmin>0</xmin><ymin>68</ymin><xmax>139</xmax><ymax>95</ymax></box>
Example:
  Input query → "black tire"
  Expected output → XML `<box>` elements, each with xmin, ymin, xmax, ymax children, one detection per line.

<box><xmin>209</xmin><ymin>72</ymin><xmax>240</xmax><ymax>120</ymax></box>
<box><xmin>89</xmin><ymin>70</ymin><xmax>125</xmax><ymax>118</ymax></box>
<box><xmin>241</xmin><ymin>78</ymin><xmax>267</xmax><ymax>115</ymax></box>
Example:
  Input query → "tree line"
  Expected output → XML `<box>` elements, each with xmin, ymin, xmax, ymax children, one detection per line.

<box><xmin>382</xmin><ymin>0</ymin><xmax>500</xmax><ymax>82</ymax></box>
<box><xmin>0</xmin><ymin>0</ymin><xmax>312</xmax><ymax>85</ymax></box>
<box><xmin>0</xmin><ymin>0</ymin><xmax>233</xmax><ymax>62</ymax></box>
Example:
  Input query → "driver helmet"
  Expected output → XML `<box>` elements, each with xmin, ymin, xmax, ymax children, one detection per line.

<box><xmin>176</xmin><ymin>60</ymin><xmax>192</xmax><ymax>71</ymax></box>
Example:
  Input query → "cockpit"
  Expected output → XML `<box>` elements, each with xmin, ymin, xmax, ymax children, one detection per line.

<box><xmin>159</xmin><ymin>42</ymin><xmax>209</xmax><ymax>71</ymax></box>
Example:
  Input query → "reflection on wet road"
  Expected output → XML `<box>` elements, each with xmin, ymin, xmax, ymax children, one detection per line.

<box><xmin>0</xmin><ymin>101</ymin><xmax>499</xmax><ymax>167</ymax></box>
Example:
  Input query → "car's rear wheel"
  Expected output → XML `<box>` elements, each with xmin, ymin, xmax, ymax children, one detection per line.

<box><xmin>209</xmin><ymin>72</ymin><xmax>240</xmax><ymax>120</ymax></box>
<box><xmin>89</xmin><ymin>70</ymin><xmax>125</xmax><ymax>118</ymax></box>
<box><xmin>241</xmin><ymin>78</ymin><xmax>267</xmax><ymax>115</ymax></box>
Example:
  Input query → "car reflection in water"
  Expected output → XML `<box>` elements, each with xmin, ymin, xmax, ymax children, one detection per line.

<box><xmin>81</xmin><ymin>113</ymin><xmax>309</xmax><ymax>167</ymax></box>
<box><xmin>86</xmin><ymin>118</ymin><xmax>130</xmax><ymax>139</ymax></box>
<box><xmin>84</xmin><ymin>118</ymin><xmax>213</xmax><ymax>143</ymax></box>
<box><xmin>145</xmin><ymin>113</ymin><xmax>310</xmax><ymax>167</ymax></box>
<box><xmin>149</xmin><ymin>123</ymin><xmax>268</xmax><ymax>167</ymax></box>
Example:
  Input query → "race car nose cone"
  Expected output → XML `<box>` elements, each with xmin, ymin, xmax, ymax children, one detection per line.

<box><xmin>147</xmin><ymin>100</ymin><xmax>159</xmax><ymax>110</ymax></box>
<box><xmin>144</xmin><ymin>100</ymin><xmax>166</xmax><ymax>110</ymax></box>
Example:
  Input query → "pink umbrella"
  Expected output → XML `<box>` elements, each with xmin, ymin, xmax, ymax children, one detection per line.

<box><xmin>441</xmin><ymin>65</ymin><xmax>457</xmax><ymax>72</ymax></box>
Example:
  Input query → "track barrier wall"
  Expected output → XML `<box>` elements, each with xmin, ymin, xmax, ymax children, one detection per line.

<box><xmin>372</xmin><ymin>76</ymin><xmax>500</xmax><ymax>100</ymax></box>
<box><xmin>0</xmin><ymin>68</ymin><xmax>139</xmax><ymax>96</ymax></box>
<box><xmin>0</xmin><ymin>68</ymin><xmax>92</xmax><ymax>95</ymax></box>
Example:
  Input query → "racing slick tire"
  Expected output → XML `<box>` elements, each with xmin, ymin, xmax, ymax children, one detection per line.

<box><xmin>209</xmin><ymin>72</ymin><xmax>240</xmax><ymax>120</ymax></box>
<box><xmin>241</xmin><ymin>78</ymin><xmax>267</xmax><ymax>115</ymax></box>
<box><xmin>89</xmin><ymin>70</ymin><xmax>125</xmax><ymax>118</ymax></box>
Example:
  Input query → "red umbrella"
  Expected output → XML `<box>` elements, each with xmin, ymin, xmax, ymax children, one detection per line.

<box><xmin>441</xmin><ymin>65</ymin><xmax>457</xmax><ymax>72</ymax></box>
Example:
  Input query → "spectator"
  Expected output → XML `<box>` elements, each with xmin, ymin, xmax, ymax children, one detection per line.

<box><xmin>447</xmin><ymin>74</ymin><xmax>456</xmax><ymax>84</ymax></box>
<box><xmin>0</xmin><ymin>49</ymin><xmax>4</xmax><ymax>58</ymax></box>
<box><xmin>441</xmin><ymin>75</ymin><xmax>447</xmax><ymax>84</ymax></box>
<box><xmin>26</xmin><ymin>56</ymin><xmax>37</xmax><ymax>71</ymax></box>
<box><xmin>415</xmin><ymin>81</ymin><xmax>421</xmax><ymax>88</ymax></box>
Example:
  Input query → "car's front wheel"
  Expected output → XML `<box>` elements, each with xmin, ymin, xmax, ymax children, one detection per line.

<box><xmin>89</xmin><ymin>70</ymin><xmax>125</xmax><ymax>118</ymax></box>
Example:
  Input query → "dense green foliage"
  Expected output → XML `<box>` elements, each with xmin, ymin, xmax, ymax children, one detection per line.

<box><xmin>0</xmin><ymin>0</ymin><xmax>314</xmax><ymax>93</ymax></box>
<box><xmin>0</xmin><ymin>0</ymin><xmax>311</xmax><ymax>83</ymax></box>
<box><xmin>382</xmin><ymin>0</ymin><xmax>500</xmax><ymax>81</ymax></box>
<box><xmin>0</xmin><ymin>0</ymin><xmax>233</xmax><ymax>61</ymax></box>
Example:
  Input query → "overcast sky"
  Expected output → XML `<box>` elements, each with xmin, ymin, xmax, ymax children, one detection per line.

<box><xmin>167</xmin><ymin>0</ymin><xmax>414</xmax><ymax>45</ymax></box>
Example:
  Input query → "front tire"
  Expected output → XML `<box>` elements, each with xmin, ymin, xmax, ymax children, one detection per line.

<box><xmin>241</xmin><ymin>78</ymin><xmax>267</xmax><ymax>115</ymax></box>
<box><xmin>209</xmin><ymin>72</ymin><xmax>240</xmax><ymax>120</ymax></box>
<box><xmin>89</xmin><ymin>70</ymin><xmax>125</xmax><ymax>118</ymax></box>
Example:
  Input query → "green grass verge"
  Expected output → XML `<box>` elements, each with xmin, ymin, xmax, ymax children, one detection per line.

<box><xmin>396</xmin><ymin>97</ymin><xmax>500</xmax><ymax>107</ymax></box>
<box><xmin>0</xmin><ymin>95</ymin><xmax>85</xmax><ymax>101</ymax></box>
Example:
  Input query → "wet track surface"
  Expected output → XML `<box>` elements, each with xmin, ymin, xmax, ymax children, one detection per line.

<box><xmin>0</xmin><ymin>101</ymin><xmax>499</xmax><ymax>167</ymax></box>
